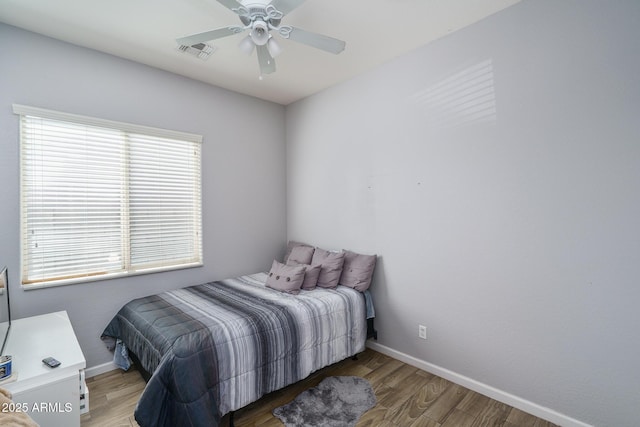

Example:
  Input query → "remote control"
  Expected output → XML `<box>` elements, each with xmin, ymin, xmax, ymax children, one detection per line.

<box><xmin>42</xmin><ymin>357</ymin><xmax>61</xmax><ymax>368</ymax></box>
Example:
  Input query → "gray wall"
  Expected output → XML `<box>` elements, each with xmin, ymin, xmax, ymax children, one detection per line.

<box><xmin>0</xmin><ymin>24</ymin><xmax>287</xmax><ymax>368</ymax></box>
<box><xmin>285</xmin><ymin>1</ymin><xmax>640</xmax><ymax>426</ymax></box>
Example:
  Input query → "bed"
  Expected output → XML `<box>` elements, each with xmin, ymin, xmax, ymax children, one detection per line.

<box><xmin>101</xmin><ymin>271</ymin><xmax>372</xmax><ymax>427</ymax></box>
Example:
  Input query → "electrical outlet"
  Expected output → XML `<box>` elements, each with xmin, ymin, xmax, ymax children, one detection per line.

<box><xmin>418</xmin><ymin>324</ymin><xmax>427</xmax><ymax>340</ymax></box>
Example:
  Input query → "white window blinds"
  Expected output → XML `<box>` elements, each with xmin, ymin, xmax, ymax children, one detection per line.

<box><xmin>14</xmin><ymin>105</ymin><xmax>203</xmax><ymax>287</ymax></box>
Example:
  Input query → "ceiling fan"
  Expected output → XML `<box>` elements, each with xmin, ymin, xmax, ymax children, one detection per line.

<box><xmin>176</xmin><ymin>0</ymin><xmax>346</xmax><ymax>77</ymax></box>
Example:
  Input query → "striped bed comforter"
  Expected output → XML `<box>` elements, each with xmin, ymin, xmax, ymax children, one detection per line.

<box><xmin>102</xmin><ymin>272</ymin><xmax>367</xmax><ymax>427</ymax></box>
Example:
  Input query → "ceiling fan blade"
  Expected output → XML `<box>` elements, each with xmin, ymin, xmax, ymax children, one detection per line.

<box><xmin>176</xmin><ymin>26</ymin><xmax>244</xmax><ymax>46</ymax></box>
<box><xmin>283</xmin><ymin>27</ymin><xmax>346</xmax><ymax>54</ymax></box>
<box><xmin>256</xmin><ymin>45</ymin><xmax>276</xmax><ymax>75</ymax></box>
<box><xmin>215</xmin><ymin>0</ymin><xmax>243</xmax><ymax>12</ymax></box>
<box><xmin>268</xmin><ymin>0</ymin><xmax>307</xmax><ymax>16</ymax></box>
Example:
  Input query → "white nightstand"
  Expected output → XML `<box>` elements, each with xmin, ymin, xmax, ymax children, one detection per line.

<box><xmin>3</xmin><ymin>311</ymin><xmax>86</xmax><ymax>427</ymax></box>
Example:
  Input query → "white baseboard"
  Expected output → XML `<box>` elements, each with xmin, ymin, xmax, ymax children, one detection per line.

<box><xmin>84</xmin><ymin>361</ymin><xmax>118</xmax><ymax>379</ymax></box>
<box><xmin>366</xmin><ymin>342</ymin><xmax>592</xmax><ymax>427</ymax></box>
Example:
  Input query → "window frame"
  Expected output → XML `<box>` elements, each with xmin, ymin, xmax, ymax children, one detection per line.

<box><xmin>14</xmin><ymin>104</ymin><xmax>204</xmax><ymax>289</ymax></box>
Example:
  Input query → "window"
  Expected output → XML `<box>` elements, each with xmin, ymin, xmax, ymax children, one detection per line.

<box><xmin>14</xmin><ymin>105</ymin><xmax>203</xmax><ymax>288</ymax></box>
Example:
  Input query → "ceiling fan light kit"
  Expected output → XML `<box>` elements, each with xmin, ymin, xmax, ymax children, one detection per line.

<box><xmin>238</xmin><ymin>35</ymin><xmax>256</xmax><ymax>55</ymax></box>
<box><xmin>176</xmin><ymin>0</ymin><xmax>346</xmax><ymax>77</ymax></box>
<box><xmin>266</xmin><ymin>36</ymin><xmax>283</xmax><ymax>57</ymax></box>
<box><xmin>250</xmin><ymin>20</ymin><xmax>270</xmax><ymax>45</ymax></box>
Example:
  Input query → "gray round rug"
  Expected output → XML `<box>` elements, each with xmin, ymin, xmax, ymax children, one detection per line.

<box><xmin>273</xmin><ymin>376</ymin><xmax>376</xmax><ymax>427</ymax></box>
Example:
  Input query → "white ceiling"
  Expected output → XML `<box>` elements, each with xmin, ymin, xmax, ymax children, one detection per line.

<box><xmin>0</xmin><ymin>0</ymin><xmax>520</xmax><ymax>105</ymax></box>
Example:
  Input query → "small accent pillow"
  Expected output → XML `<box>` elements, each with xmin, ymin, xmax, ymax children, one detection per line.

<box><xmin>266</xmin><ymin>260</ymin><xmax>306</xmax><ymax>294</ymax></box>
<box><xmin>283</xmin><ymin>240</ymin><xmax>314</xmax><ymax>264</ymax></box>
<box><xmin>287</xmin><ymin>263</ymin><xmax>321</xmax><ymax>290</ymax></box>
<box><xmin>287</xmin><ymin>245</ymin><xmax>315</xmax><ymax>265</ymax></box>
<box><xmin>302</xmin><ymin>264</ymin><xmax>322</xmax><ymax>290</ymax></box>
<box><xmin>311</xmin><ymin>248</ymin><xmax>345</xmax><ymax>289</ymax></box>
<box><xmin>339</xmin><ymin>250</ymin><xmax>377</xmax><ymax>292</ymax></box>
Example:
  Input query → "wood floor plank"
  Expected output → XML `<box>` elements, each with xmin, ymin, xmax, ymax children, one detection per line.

<box><xmin>376</xmin><ymin>369</ymin><xmax>434</xmax><ymax>410</ymax></box>
<box><xmin>80</xmin><ymin>348</ymin><xmax>557</xmax><ymax>427</ymax></box>
<box><xmin>409</xmin><ymin>415</ymin><xmax>442</xmax><ymax>427</ymax></box>
<box><xmin>505</xmin><ymin>408</ymin><xmax>560</xmax><ymax>427</ymax></box>
<box><xmin>357</xmin><ymin>406</ymin><xmax>392</xmax><ymax>426</ymax></box>
<box><xmin>422</xmin><ymin>382</ymin><xmax>469</xmax><ymax>423</ymax></box>
<box><xmin>441</xmin><ymin>408</ymin><xmax>477</xmax><ymax>427</ymax></box>
<box><xmin>421</xmin><ymin>376</ymin><xmax>452</xmax><ymax>408</ymax></box>
<box><xmin>457</xmin><ymin>390</ymin><xmax>492</xmax><ymax>415</ymax></box>
<box><xmin>383</xmin><ymin>374</ymin><xmax>452</xmax><ymax>426</ymax></box>
<box><xmin>367</xmin><ymin>382</ymin><xmax>395</xmax><ymax>409</ymax></box>
<box><xmin>470</xmin><ymin>400</ymin><xmax>511</xmax><ymax>427</ymax></box>
<box><xmin>363</xmin><ymin>350</ymin><xmax>393</xmax><ymax>370</ymax></box>
<box><xmin>364</xmin><ymin>358</ymin><xmax>405</xmax><ymax>387</ymax></box>
<box><xmin>381</xmin><ymin>363</ymin><xmax>422</xmax><ymax>388</ymax></box>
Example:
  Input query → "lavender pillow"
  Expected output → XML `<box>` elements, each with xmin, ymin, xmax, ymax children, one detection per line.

<box><xmin>311</xmin><ymin>248</ymin><xmax>345</xmax><ymax>289</ymax></box>
<box><xmin>288</xmin><ymin>263</ymin><xmax>321</xmax><ymax>290</ymax></box>
<box><xmin>283</xmin><ymin>240</ymin><xmax>313</xmax><ymax>264</ymax></box>
<box><xmin>339</xmin><ymin>250</ymin><xmax>377</xmax><ymax>292</ymax></box>
<box><xmin>302</xmin><ymin>264</ymin><xmax>322</xmax><ymax>290</ymax></box>
<box><xmin>266</xmin><ymin>260</ymin><xmax>306</xmax><ymax>294</ymax></box>
<box><xmin>287</xmin><ymin>245</ymin><xmax>315</xmax><ymax>265</ymax></box>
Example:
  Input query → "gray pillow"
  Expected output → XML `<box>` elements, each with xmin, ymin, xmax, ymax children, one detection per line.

<box><xmin>283</xmin><ymin>240</ymin><xmax>313</xmax><ymax>263</ymax></box>
<box><xmin>339</xmin><ymin>250</ymin><xmax>377</xmax><ymax>292</ymax></box>
<box><xmin>287</xmin><ymin>245</ymin><xmax>315</xmax><ymax>265</ymax></box>
<box><xmin>287</xmin><ymin>262</ymin><xmax>321</xmax><ymax>290</ymax></box>
<box><xmin>266</xmin><ymin>260</ymin><xmax>306</xmax><ymax>294</ymax></box>
<box><xmin>302</xmin><ymin>264</ymin><xmax>322</xmax><ymax>290</ymax></box>
<box><xmin>311</xmin><ymin>248</ymin><xmax>345</xmax><ymax>289</ymax></box>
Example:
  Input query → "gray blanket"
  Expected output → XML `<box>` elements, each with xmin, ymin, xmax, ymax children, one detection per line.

<box><xmin>102</xmin><ymin>273</ymin><xmax>367</xmax><ymax>427</ymax></box>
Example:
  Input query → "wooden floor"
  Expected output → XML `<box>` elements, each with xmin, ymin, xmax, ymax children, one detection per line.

<box><xmin>81</xmin><ymin>348</ymin><xmax>558</xmax><ymax>427</ymax></box>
